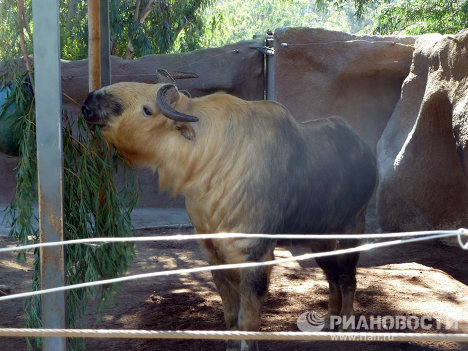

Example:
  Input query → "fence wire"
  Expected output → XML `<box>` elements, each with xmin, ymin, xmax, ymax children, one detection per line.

<box><xmin>0</xmin><ymin>328</ymin><xmax>467</xmax><ymax>343</ymax></box>
<box><xmin>0</xmin><ymin>229</ymin><xmax>466</xmax><ymax>302</ymax></box>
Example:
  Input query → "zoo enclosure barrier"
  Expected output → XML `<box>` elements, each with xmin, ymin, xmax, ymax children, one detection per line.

<box><xmin>0</xmin><ymin>228</ymin><xmax>467</xmax><ymax>343</ymax></box>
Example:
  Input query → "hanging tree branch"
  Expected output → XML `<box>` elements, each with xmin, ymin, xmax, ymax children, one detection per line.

<box><xmin>16</xmin><ymin>0</ymin><xmax>34</xmax><ymax>93</ymax></box>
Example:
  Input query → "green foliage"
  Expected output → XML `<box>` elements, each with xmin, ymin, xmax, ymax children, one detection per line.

<box><xmin>199</xmin><ymin>0</ymin><xmax>378</xmax><ymax>48</ymax></box>
<box><xmin>3</xmin><ymin>75</ymin><xmax>37</xmax><ymax>253</ymax></box>
<box><xmin>316</xmin><ymin>0</ymin><xmax>381</xmax><ymax>18</ymax></box>
<box><xmin>2</xmin><ymin>71</ymin><xmax>138</xmax><ymax>351</ymax></box>
<box><xmin>0</xmin><ymin>0</ymin><xmax>216</xmax><ymax>60</ymax></box>
<box><xmin>115</xmin><ymin>0</ymin><xmax>216</xmax><ymax>57</ymax></box>
<box><xmin>61</xmin><ymin>116</ymin><xmax>137</xmax><ymax>350</ymax></box>
<box><xmin>2</xmin><ymin>0</ymin><xmax>467</xmax><ymax>62</ymax></box>
<box><xmin>317</xmin><ymin>0</ymin><xmax>468</xmax><ymax>35</ymax></box>
<box><xmin>0</xmin><ymin>3</ymin><xmax>141</xmax><ymax>348</ymax></box>
<box><xmin>1</xmin><ymin>6</ymin><xmax>139</xmax><ymax>348</ymax></box>
<box><xmin>60</xmin><ymin>1</ymin><xmax>89</xmax><ymax>60</ymax></box>
<box><xmin>60</xmin><ymin>0</ymin><xmax>217</xmax><ymax>59</ymax></box>
<box><xmin>0</xmin><ymin>0</ymin><xmax>33</xmax><ymax>63</ymax></box>
<box><xmin>374</xmin><ymin>0</ymin><xmax>468</xmax><ymax>35</ymax></box>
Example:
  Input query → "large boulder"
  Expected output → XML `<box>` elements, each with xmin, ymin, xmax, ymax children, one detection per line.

<box><xmin>274</xmin><ymin>27</ymin><xmax>417</xmax><ymax>152</ymax></box>
<box><xmin>60</xmin><ymin>40</ymin><xmax>264</xmax><ymax>116</ymax></box>
<box><xmin>376</xmin><ymin>30</ymin><xmax>468</xmax><ymax>232</ymax></box>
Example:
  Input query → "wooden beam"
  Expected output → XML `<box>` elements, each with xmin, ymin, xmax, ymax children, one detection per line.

<box><xmin>88</xmin><ymin>0</ymin><xmax>101</xmax><ymax>91</ymax></box>
<box><xmin>100</xmin><ymin>0</ymin><xmax>111</xmax><ymax>87</ymax></box>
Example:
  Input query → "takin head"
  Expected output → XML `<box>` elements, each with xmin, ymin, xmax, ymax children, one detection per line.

<box><xmin>81</xmin><ymin>70</ymin><xmax>200</xmax><ymax>167</ymax></box>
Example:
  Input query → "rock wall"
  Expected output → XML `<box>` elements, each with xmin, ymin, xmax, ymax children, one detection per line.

<box><xmin>376</xmin><ymin>30</ymin><xmax>468</xmax><ymax>231</ymax></box>
<box><xmin>60</xmin><ymin>41</ymin><xmax>264</xmax><ymax>116</ymax></box>
<box><xmin>0</xmin><ymin>41</ymin><xmax>264</xmax><ymax>207</ymax></box>
<box><xmin>2</xmin><ymin>28</ymin><xmax>467</xmax><ymax>234</ymax></box>
<box><xmin>274</xmin><ymin>27</ymin><xmax>416</xmax><ymax>152</ymax></box>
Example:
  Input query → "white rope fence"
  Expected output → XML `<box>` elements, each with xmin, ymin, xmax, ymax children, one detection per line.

<box><xmin>0</xmin><ymin>229</ymin><xmax>466</xmax><ymax>302</ymax></box>
<box><xmin>0</xmin><ymin>328</ymin><xmax>466</xmax><ymax>343</ymax></box>
<box><xmin>0</xmin><ymin>229</ymin><xmax>466</xmax><ymax>342</ymax></box>
<box><xmin>1</xmin><ymin>228</ymin><xmax>466</xmax><ymax>254</ymax></box>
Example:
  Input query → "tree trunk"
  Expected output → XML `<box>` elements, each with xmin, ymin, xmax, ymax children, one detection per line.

<box><xmin>16</xmin><ymin>0</ymin><xmax>34</xmax><ymax>93</ymax></box>
<box><xmin>124</xmin><ymin>0</ymin><xmax>156</xmax><ymax>60</ymax></box>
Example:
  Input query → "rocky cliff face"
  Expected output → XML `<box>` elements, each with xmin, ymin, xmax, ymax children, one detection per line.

<box><xmin>274</xmin><ymin>27</ymin><xmax>417</xmax><ymax>152</ymax></box>
<box><xmin>376</xmin><ymin>30</ymin><xmax>468</xmax><ymax>232</ymax></box>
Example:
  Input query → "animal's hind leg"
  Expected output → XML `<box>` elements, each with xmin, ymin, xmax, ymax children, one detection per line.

<box><xmin>336</xmin><ymin>239</ymin><xmax>360</xmax><ymax>329</ymax></box>
<box><xmin>313</xmin><ymin>240</ymin><xmax>341</xmax><ymax>330</ymax></box>
<box><xmin>337</xmin><ymin>210</ymin><xmax>365</xmax><ymax>329</ymax></box>
<box><xmin>315</xmin><ymin>255</ymin><xmax>341</xmax><ymax>330</ymax></box>
<box><xmin>315</xmin><ymin>241</ymin><xmax>360</xmax><ymax>330</ymax></box>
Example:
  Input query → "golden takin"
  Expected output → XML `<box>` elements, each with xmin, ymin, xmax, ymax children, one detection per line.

<box><xmin>82</xmin><ymin>70</ymin><xmax>377</xmax><ymax>351</ymax></box>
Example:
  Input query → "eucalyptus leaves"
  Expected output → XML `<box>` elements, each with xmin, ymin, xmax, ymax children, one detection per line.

<box><xmin>2</xmin><ymin>72</ymin><xmax>138</xmax><ymax>350</ymax></box>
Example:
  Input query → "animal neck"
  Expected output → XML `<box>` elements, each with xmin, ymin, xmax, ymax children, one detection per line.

<box><xmin>157</xmin><ymin>134</ymin><xmax>254</xmax><ymax>233</ymax></box>
<box><xmin>156</xmin><ymin>111</ymin><xmax>262</xmax><ymax>233</ymax></box>
<box><xmin>154</xmin><ymin>95</ymin><xmax>294</xmax><ymax>234</ymax></box>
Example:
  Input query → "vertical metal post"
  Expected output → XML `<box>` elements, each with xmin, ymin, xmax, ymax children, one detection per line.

<box><xmin>266</xmin><ymin>53</ymin><xmax>275</xmax><ymax>101</ymax></box>
<box><xmin>32</xmin><ymin>0</ymin><xmax>67</xmax><ymax>350</ymax></box>
<box><xmin>100</xmin><ymin>0</ymin><xmax>111</xmax><ymax>87</ymax></box>
<box><xmin>257</xmin><ymin>33</ymin><xmax>275</xmax><ymax>101</ymax></box>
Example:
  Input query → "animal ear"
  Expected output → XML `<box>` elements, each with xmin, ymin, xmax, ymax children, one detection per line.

<box><xmin>172</xmin><ymin>121</ymin><xmax>196</xmax><ymax>141</ymax></box>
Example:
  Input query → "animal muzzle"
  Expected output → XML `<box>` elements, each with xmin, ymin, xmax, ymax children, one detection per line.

<box><xmin>81</xmin><ymin>103</ymin><xmax>96</xmax><ymax>121</ymax></box>
<box><xmin>81</xmin><ymin>91</ymin><xmax>122</xmax><ymax>126</ymax></box>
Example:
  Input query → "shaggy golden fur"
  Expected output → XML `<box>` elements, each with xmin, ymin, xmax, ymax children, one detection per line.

<box><xmin>100</xmin><ymin>83</ymin><xmax>295</xmax><ymax>235</ymax></box>
<box><xmin>83</xmin><ymin>81</ymin><xmax>377</xmax><ymax>351</ymax></box>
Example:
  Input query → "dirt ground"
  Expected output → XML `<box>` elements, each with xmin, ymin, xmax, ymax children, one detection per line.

<box><xmin>0</xmin><ymin>226</ymin><xmax>467</xmax><ymax>351</ymax></box>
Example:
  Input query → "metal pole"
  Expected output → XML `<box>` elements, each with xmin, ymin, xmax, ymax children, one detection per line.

<box><xmin>266</xmin><ymin>53</ymin><xmax>275</xmax><ymax>101</ymax></box>
<box><xmin>100</xmin><ymin>0</ymin><xmax>111</xmax><ymax>87</ymax></box>
<box><xmin>265</xmin><ymin>34</ymin><xmax>275</xmax><ymax>101</ymax></box>
<box><xmin>31</xmin><ymin>0</ymin><xmax>67</xmax><ymax>350</ymax></box>
<box><xmin>256</xmin><ymin>46</ymin><xmax>275</xmax><ymax>101</ymax></box>
<box><xmin>88</xmin><ymin>0</ymin><xmax>101</xmax><ymax>91</ymax></box>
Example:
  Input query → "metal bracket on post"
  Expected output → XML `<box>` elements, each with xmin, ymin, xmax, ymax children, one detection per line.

<box><xmin>32</xmin><ymin>0</ymin><xmax>67</xmax><ymax>350</ymax></box>
<box><xmin>255</xmin><ymin>32</ymin><xmax>275</xmax><ymax>101</ymax></box>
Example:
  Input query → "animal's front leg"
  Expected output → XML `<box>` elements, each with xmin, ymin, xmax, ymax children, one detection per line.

<box><xmin>205</xmin><ymin>238</ymin><xmax>274</xmax><ymax>351</ymax></box>
<box><xmin>237</xmin><ymin>264</ymin><xmax>273</xmax><ymax>351</ymax></box>
<box><xmin>211</xmin><ymin>269</ymin><xmax>244</xmax><ymax>351</ymax></box>
<box><xmin>211</xmin><ymin>269</ymin><xmax>241</xmax><ymax>330</ymax></box>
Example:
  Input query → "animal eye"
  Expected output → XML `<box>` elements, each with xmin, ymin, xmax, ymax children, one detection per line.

<box><xmin>143</xmin><ymin>106</ymin><xmax>152</xmax><ymax>116</ymax></box>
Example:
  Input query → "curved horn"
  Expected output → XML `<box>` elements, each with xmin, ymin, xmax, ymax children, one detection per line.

<box><xmin>156</xmin><ymin>84</ymin><xmax>199</xmax><ymax>123</ymax></box>
<box><xmin>155</xmin><ymin>69</ymin><xmax>198</xmax><ymax>83</ymax></box>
